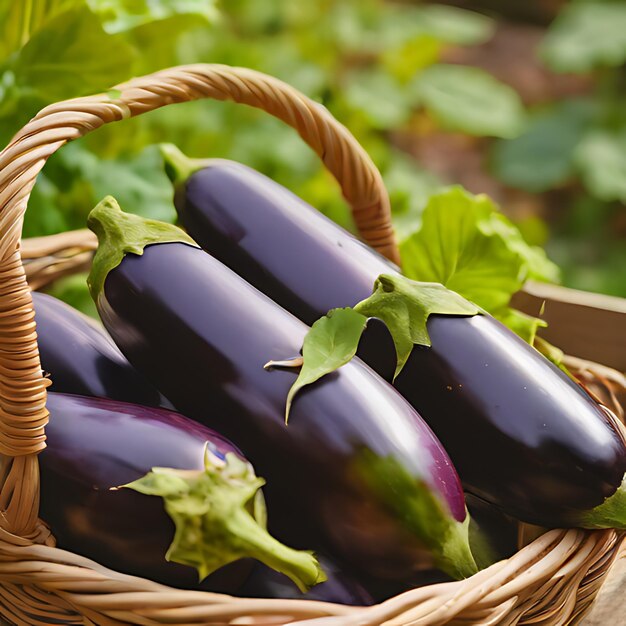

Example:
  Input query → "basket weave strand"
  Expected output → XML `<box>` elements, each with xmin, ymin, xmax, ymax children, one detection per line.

<box><xmin>0</xmin><ymin>64</ymin><xmax>622</xmax><ymax>625</ymax></box>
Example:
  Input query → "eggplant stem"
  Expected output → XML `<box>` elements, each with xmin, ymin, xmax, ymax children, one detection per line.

<box><xmin>264</xmin><ymin>357</ymin><xmax>304</xmax><ymax>370</ymax></box>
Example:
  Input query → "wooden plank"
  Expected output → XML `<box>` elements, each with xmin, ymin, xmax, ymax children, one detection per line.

<box><xmin>513</xmin><ymin>282</ymin><xmax>626</xmax><ymax>372</ymax></box>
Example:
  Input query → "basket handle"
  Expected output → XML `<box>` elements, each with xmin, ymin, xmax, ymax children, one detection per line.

<box><xmin>0</xmin><ymin>64</ymin><xmax>397</xmax><ymax>537</ymax></box>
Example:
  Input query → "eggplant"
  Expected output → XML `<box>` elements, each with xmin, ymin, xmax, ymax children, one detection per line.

<box><xmin>238</xmin><ymin>555</ymin><xmax>374</xmax><ymax>606</ymax></box>
<box><xmin>39</xmin><ymin>392</ymin><xmax>324</xmax><ymax>592</ymax></box>
<box><xmin>165</xmin><ymin>153</ymin><xmax>626</xmax><ymax>529</ymax></box>
<box><xmin>32</xmin><ymin>291</ymin><xmax>171</xmax><ymax>408</ymax></box>
<box><xmin>86</xmin><ymin>197</ymin><xmax>477</xmax><ymax>583</ymax></box>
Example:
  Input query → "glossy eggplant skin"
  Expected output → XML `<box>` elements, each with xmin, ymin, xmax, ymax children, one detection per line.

<box><xmin>176</xmin><ymin>161</ymin><xmax>626</xmax><ymax>524</ymax></box>
<box><xmin>39</xmin><ymin>392</ymin><xmax>246</xmax><ymax>591</ymax></box>
<box><xmin>176</xmin><ymin>160</ymin><xmax>398</xmax><ymax>325</ymax></box>
<box><xmin>398</xmin><ymin>316</ymin><xmax>626</xmax><ymax>524</ymax></box>
<box><xmin>96</xmin><ymin>243</ymin><xmax>470</xmax><ymax>581</ymax></box>
<box><xmin>32</xmin><ymin>292</ymin><xmax>170</xmax><ymax>408</ymax></box>
<box><xmin>238</xmin><ymin>555</ymin><xmax>373</xmax><ymax>606</ymax></box>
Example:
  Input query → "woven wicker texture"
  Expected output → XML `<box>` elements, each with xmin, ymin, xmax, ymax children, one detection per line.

<box><xmin>0</xmin><ymin>64</ymin><xmax>623</xmax><ymax>625</ymax></box>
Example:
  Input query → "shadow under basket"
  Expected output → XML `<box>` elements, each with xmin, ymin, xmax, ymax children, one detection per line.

<box><xmin>1</xmin><ymin>64</ymin><xmax>624</xmax><ymax>625</ymax></box>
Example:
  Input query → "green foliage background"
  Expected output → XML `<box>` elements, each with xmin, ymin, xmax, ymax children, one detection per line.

<box><xmin>1</xmin><ymin>0</ymin><xmax>625</xmax><ymax>311</ymax></box>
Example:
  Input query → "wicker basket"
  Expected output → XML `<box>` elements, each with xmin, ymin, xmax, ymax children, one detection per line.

<box><xmin>1</xmin><ymin>64</ymin><xmax>624</xmax><ymax>625</ymax></box>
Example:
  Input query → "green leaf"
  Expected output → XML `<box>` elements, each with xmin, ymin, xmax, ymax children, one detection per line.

<box><xmin>540</xmin><ymin>3</ymin><xmax>626</xmax><ymax>73</ymax></box>
<box><xmin>385</xmin><ymin>155</ymin><xmax>444</xmax><ymax>240</ymax></box>
<box><xmin>574</xmin><ymin>129</ymin><xmax>626</xmax><ymax>203</ymax></box>
<box><xmin>414</xmin><ymin>64</ymin><xmax>526</xmax><ymax>138</ymax></box>
<box><xmin>0</xmin><ymin>0</ymin><xmax>81</xmax><ymax>61</ymax></box>
<box><xmin>279</xmin><ymin>277</ymin><xmax>478</xmax><ymax>420</ymax></box>
<box><xmin>330</xmin><ymin>2</ymin><xmax>492</xmax><ymax>56</ymax></box>
<box><xmin>125</xmin><ymin>449</ymin><xmax>326</xmax><ymax>591</ymax></box>
<box><xmin>400</xmin><ymin>188</ymin><xmax>559</xmax><ymax>314</ymax></box>
<box><xmin>354</xmin><ymin>274</ymin><xmax>480</xmax><ymax>376</ymax></box>
<box><xmin>284</xmin><ymin>308</ymin><xmax>367</xmax><ymax>423</ymax></box>
<box><xmin>87</xmin><ymin>0</ymin><xmax>218</xmax><ymax>33</ymax></box>
<box><xmin>417</xmin><ymin>5</ymin><xmax>494</xmax><ymax>46</ymax></box>
<box><xmin>125</xmin><ymin>13</ymin><xmax>214</xmax><ymax>72</ymax></box>
<box><xmin>13</xmin><ymin>6</ymin><xmax>136</xmax><ymax>100</ymax></box>
<box><xmin>40</xmin><ymin>143</ymin><xmax>177</xmax><ymax>233</ymax></box>
<box><xmin>344</xmin><ymin>69</ymin><xmax>416</xmax><ymax>129</ymax></box>
<box><xmin>486</xmin><ymin>212</ymin><xmax>561</xmax><ymax>284</ymax></box>
<box><xmin>492</xmin><ymin>307</ymin><xmax>546</xmax><ymax>345</ymax></box>
<box><xmin>490</xmin><ymin>100</ymin><xmax>596</xmax><ymax>193</ymax></box>
<box><xmin>382</xmin><ymin>35</ymin><xmax>441</xmax><ymax>83</ymax></box>
<box><xmin>86</xmin><ymin>145</ymin><xmax>177</xmax><ymax>223</ymax></box>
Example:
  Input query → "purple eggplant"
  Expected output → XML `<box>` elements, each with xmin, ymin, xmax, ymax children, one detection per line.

<box><xmin>164</xmin><ymin>153</ymin><xmax>626</xmax><ymax>529</ymax></box>
<box><xmin>238</xmin><ymin>555</ymin><xmax>374</xmax><ymax>606</ymax></box>
<box><xmin>32</xmin><ymin>291</ymin><xmax>171</xmax><ymax>408</ymax></box>
<box><xmin>39</xmin><ymin>392</ymin><xmax>325</xmax><ymax>592</ymax></box>
<box><xmin>86</xmin><ymin>197</ymin><xmax>477</xmax><ymax>583</ymax></box>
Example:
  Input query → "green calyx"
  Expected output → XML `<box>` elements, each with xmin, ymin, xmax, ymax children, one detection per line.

<box><xmin>355</xmin><ymin>451</ymin><xmax>477</xmax><ymax>580</ymax></box>
<box><xmin>354</xmin><ymin>274</ymin><xmax>481</xmax><ymax>377</ymax></box>
<box><xmin>87</xmin><ymin>196</ymin><xmax>198</xmax><ymax>302</ymax></box>
<box><xmin>160</xmin><ymin>143</ymin><xmax>210</xmax><ymax>189</ymax></box>
<box><xmin>124</xmin><ymin>448</ymin><xmax>326</xmax><ymax>592</ymax></box>
<box><xmin>576</xmin><ymin>474</ymin><xmax>626</xmax><ymax>529</ymax></box>
<box><xmin>278</xmin><ymin>274</ymin><xmax>481</xmax><ymax>422</ymax></box>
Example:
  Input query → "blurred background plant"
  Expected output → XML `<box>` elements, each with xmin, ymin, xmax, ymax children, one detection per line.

<box><xmin>0</xmin><ymin>0</ymin><xmax>624</xmax><ymax>315</ymax></box>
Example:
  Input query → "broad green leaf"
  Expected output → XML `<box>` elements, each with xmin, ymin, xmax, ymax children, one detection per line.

<box><xmin>491</xmin><ymin>100</ymin><xmax>595</xmax><ymax>193</ymax></box>
<box><xmin>400</xmin><ymin>188</ymin><xmax>559</xmax><ymax>314</ymax></box>
<box><xmin>414</xmin><ymin>64</ymin><xmax>526</xmax><ymax>138</ymax></box>
<box><xmin>50</xmin><ymin>143</ymin><xmax>177</xmax><ymax>226</ymax></box>
<box><xmin>125</xmin><ymin>451</ymin><xmax>325</xmax><ymax>591</ymax></box>
<box><xmin>540</xmin><ymin>3</ymin><xmax>626</xmax><ymax>73</ymax></box>
<box><xmin>285</xmin><ymin>308</ymin><xmax>367</xmax><ymax>422</ymax></box>
<box><xmin>88</xmin><ymin>146</ymin><xmax>177</xmax><ymax>223</ymax></box>
<box><xmin>123</xmin><ymin>14</ymin><xmax>215</xmax><ymax>73</ymax></box>
<box><xmin>382</xmin><ymin>35</ymin><xmax>441</xmax><ymax>83</ymax></box>
<box><xmin>13</xmin><ymin>6</ymin><xmax>136</xmax><ymax>100</ymax></box>
<box><xmin>88</xmin><ymin>0</ymin><xmax>218</xmax><ymax>33</ymax></box>
<box><xmin>417</xmin><ymin>5</ymin><xmax>494</xmax><ymax>46</ymax></box>
<box><xmin>344</xmin><ymin>69</ymin><xmax>416</xmax><ymax>129</ymax></box>
<box><xmin>574</xmin><ymin>129</ymin><xmax>626</xmax><ymax>202</ymax></box>
<box><xmin>332</xmin><ymin>2</ymin><xmax>492</xmax><ymax>56</ymax></box>
<box><xmin>385</xmin><ymin>156</ymin><xmax>444</xmax><ymax>240</ymax></box>
<box><xmin>0</xmin><ymin>0</ymin><xmax>81</xmax><ymax>61</ymax></box>
<box><xmin>486</xmin><ymin>212</ymin><xmax>561</xmax><ymax>284</ymax></box>
<box><xmin>354</xmin><ymin>274</ymin><xmax>480</xmax><ymax>376</ymax></box>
